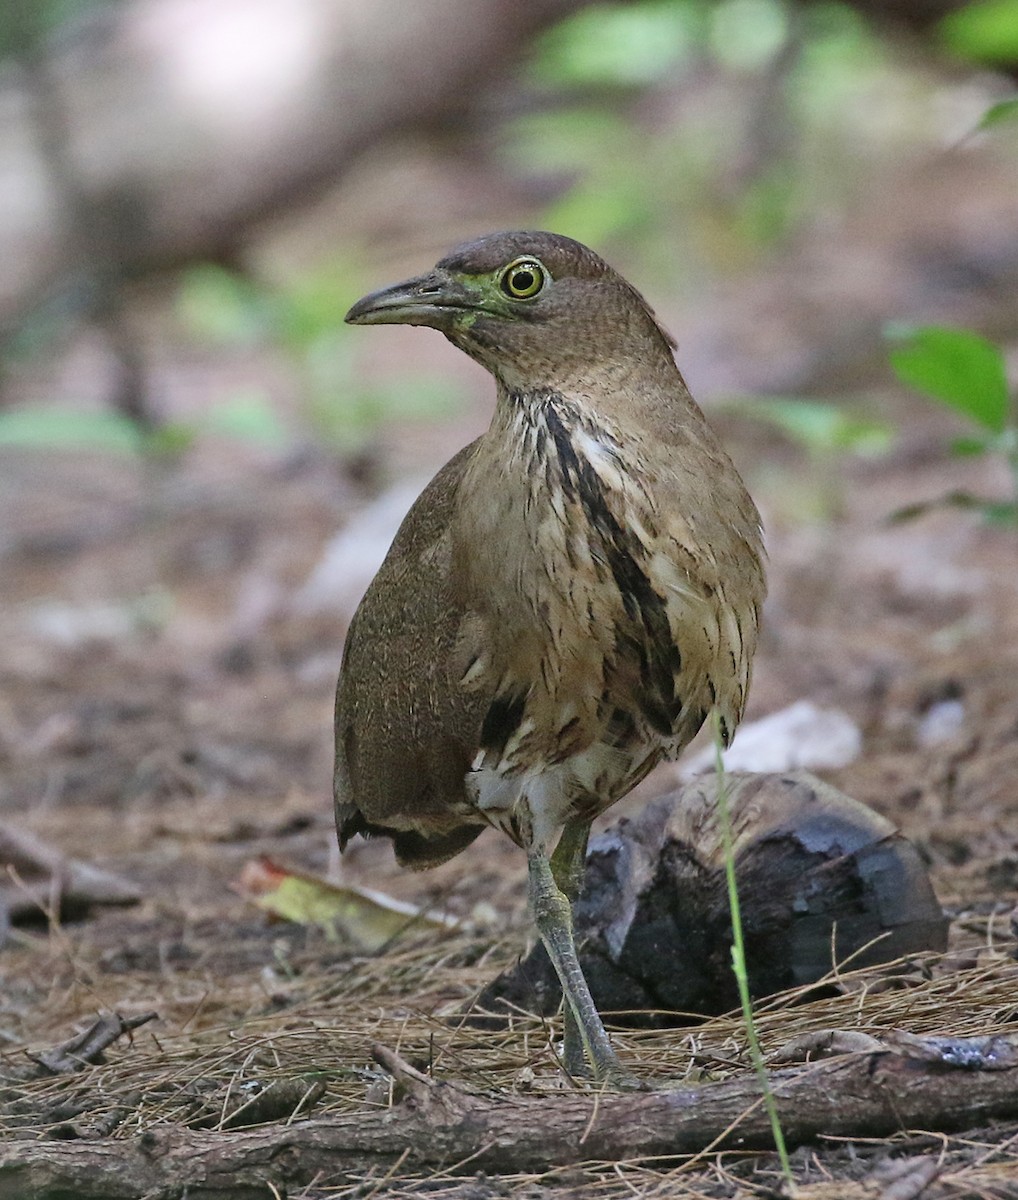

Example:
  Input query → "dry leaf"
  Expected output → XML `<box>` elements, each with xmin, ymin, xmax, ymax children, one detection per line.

<box><xmin>234</xmin><ymin>857</ymin><xmax>457</xmax><ymax>951</ymax></box>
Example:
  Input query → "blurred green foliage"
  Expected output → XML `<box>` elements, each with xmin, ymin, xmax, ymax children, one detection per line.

<box><xmin>0</xmin><ymin>408</ymin><xmax>144</xmax><ymax>453</ymax></box>
<box><xmin>940</xmin><ymin>0</ymin><xmax>1018</xmax><ymax>65</ymax></box>
<box><xmin>6</xmin><ymin>0</ymin><xmax>1017</xmax><ymax>482</ymax></box>
<box><xmin>1</xmin><ymin>260</ymin><xmax>465</xmax><ymax>458</ymax></box>
<box><xmin>0</xmin><ymin>0</ymin><xmax>115</xmax><ymax>60</ymax></box>
<box><xmin>532</xmin><ymin>0</ymin><xmax>703</xmax><ymax>85</ymax></box>
<box><xmin>515</xmin><ymin>0</ymin><xmax>893</xmax><ymax>282</ymax></box>
<box><xmin>0</xmin><ymin>394</ymin><xmax>287</xmax><ymax>457</ymax></box>
<box><xmin>888</xmin><ymin>325</ymin><xmax>1017</xmax><ymax>525</ymax></box>
<box><xmin>977</xmin><ymin>98</ymin><xmax>1018</xmax><ymax>130</ymax></box>
<box><xmin>177</xmin><ymin>264</ymin><xmax>466</xmax><ymax>454</ymax></box>
<box><xmin>726</xmin><ymin>396</ymin><xmax>893</xmax><ymax>456</ymax></box>
<box><xmin>532</xmin><ymin>0</ymin><xmax>792</xmax><ymax>87</ymax></box>
<box><xmin>721</xmin><ymin>394</ymin><xmax>893</xmax><ymax>521</ymax></box>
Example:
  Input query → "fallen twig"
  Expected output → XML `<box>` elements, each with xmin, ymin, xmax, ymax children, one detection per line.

<box><xmin>26</xmin><ymin>1011</ymin><xmax>158</xmax><ymax>1077</ymax></box>
<box><xmin>0</xmin><ymin>823</ymin><xmax>142</xmax><ymax>927</ymax></box>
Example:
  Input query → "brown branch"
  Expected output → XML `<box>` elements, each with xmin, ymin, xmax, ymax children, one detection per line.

<box><xmin>0</xmin><ymin>0</ymin><xmax>594</xmax><ymax>326</ymax></box>
<box><xmin>27</xmin><ymin>1011</ymin><xmax>158</xmax><ymax>1077</ymax></box>
<box><xmin>0</xmin><ymin>821</ymin><xmax>142</xmax><ymax>926</ymax></box>
<box><xmin>2</xmin><ymin>1034</ymin><xmax>1017</xmax><ymax>1200</ymax></box>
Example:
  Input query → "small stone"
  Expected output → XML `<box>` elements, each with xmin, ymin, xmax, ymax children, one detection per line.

<box><xmin>916</xmin><ymin>698</ymin><xmax>966</xmax><ymax>747</ymax></box>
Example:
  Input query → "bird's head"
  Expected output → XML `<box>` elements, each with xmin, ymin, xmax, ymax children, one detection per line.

<box><xmin>345</xmin><ymin>231</ymin><xmax>677</xmax><ymax>390</ymax></box>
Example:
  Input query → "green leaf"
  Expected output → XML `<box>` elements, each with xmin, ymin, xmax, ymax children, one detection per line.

<box><xmin>730</xmin><ymin>396</ymin><xmax>893</xmax><ymax>455</ymax></box>
<box><xmin>950</xmin><ymin>435</ymin><xmax>990</xmax><ymax>457</ymax></box>
<box><xmin>940</xmin><ymin>0</ymin><xmax>1018</xmax><ymax>65</ymax></box>
<box><xmin>888</xmin><ymin>326</ymin><xmax>1010</xmax><ymax>434</ymax></box>
<box><xmin>978</xmin><ymin>97</ymin><xmax>1018</xmax><ymax>130</ymax></box>
<box><xmin>0</xmin><ymin>408</ymin><xmax>144</xmax><ymax>453</ymax></box>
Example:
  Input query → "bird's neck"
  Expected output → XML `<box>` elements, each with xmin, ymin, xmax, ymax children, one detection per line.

<box><xmin>498</xmin><ymin>385</ymin><xmax>628</xmax><ymax>459</ymax></box>
<box><xmin>455</xmin><ymin>385</ymin><xmax>657</xmax><ymax>610</ymax></box>
<box><xmin>457</xmin><ymin>378</ymin><xmax>761</xmax><ymax>612</ymax></box>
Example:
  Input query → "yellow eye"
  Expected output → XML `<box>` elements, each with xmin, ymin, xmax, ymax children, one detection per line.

<box><xmin>500</xmin><ymin>258</ymin><xmax>547</xmax><ymax>300</ymax></box>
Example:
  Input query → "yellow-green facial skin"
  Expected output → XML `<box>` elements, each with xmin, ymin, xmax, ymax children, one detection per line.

<box><xmin>343</xmin><ymin>230</ymin><xmax>678</xmax><ymax>387</ymax></box>
<box><xmin>344</xmin><ymin>256</ymin><xmax>550</xmax><ymax>334</ymax></box>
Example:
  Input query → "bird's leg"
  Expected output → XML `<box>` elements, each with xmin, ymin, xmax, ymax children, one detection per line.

<box><xmin>550</xmin><ymin>817</ymin><xmax>591</xmax><ymax>900</ymax></box>
<box><xmin>527</xmin><ymin>833</ymin><xmax>637</xmax><ymax>1087</ymax></box>
<box><xmin>549</xmin><ymin>818</ymin><xmax>592</xmax><ymax>1077</ymax></box>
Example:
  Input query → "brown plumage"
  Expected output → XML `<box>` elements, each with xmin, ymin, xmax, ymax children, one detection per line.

<box><xmin>336</xmin><ymin>231</ymin><xmax>765</xmax><ymax>1084</ymax></box>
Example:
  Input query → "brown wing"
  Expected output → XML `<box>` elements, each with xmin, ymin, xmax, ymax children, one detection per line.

<box><xmin>334</xmin><ymin>441</ymin><xmax>490</xmax><ymax>869</ymax></box>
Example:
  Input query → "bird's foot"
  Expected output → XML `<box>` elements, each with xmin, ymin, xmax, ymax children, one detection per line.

<box><xmin>562</xmin><ymin>1027</ymin><xmax>646</xmax><ymax>1090</ymax></box>
<box><xmin>592</xmin><ymin>1063</ymin><xmax>648</xmax><ymax>1092</ymax></box>
<box><xmin>561</xmin><ymin>1059</ymin><xmax>646</xmax><ymax>1091</ymax></box>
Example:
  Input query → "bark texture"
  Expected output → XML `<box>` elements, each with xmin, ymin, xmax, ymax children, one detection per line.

<box><xmin>2</xmin><ymin>1036</ymin><xmax>1017</xmax><ymax>1200</ymax></box>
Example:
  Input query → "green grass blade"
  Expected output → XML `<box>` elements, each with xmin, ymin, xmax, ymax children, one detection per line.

<box><xmin>712</xmin><ymin>712</ymin><xmax>793</xmax><ymax>1183</ymax></box>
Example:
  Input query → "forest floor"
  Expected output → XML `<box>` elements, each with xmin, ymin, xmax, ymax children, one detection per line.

<box><xmin>3</xmin><ymin>150</ymin><xmax>1018</xmax><ymax>1195</ymax></box>
<box><xmin>2</xmin><ymin>377</ymin><xmax>1017</xmax><ymax>1198</ymax></box>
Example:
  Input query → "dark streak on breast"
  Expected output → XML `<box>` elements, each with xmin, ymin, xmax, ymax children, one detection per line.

<box><xmin>536</xmin><ymin>392</ymin><xmax>683</xmax><ymax>737</ymax></box>
<box><xmin>480</xmin><ymin>688</ymin><xmax>529</xmax><ymax>758</ymax></box>
<box><xmin>605</xmin><ymin>706</ymin><xmax>637</xmax><ymax>746</ymax></box>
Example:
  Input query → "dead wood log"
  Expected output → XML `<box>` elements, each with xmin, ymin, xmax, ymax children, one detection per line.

<box><xmin>1</xmin><ymin>1033</ymin><xmax>1017</xmax><ymax>1200</ymax></box>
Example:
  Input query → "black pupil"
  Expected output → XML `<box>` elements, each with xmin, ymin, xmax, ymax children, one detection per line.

<box><xmin>512</xmin><ymin>269</ymin><xmax>535</xmax><ymax>293</ymax></box>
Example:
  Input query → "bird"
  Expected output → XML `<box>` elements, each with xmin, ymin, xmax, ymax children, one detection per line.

<box><xmin>335</xmin><ymin>231</ymin><xmax>765</xmax><ymax>1085</ymax></box>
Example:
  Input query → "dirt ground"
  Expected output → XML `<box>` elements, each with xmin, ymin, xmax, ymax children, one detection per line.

<box><xmin>3</xmin><ymin>162</ymin><xmax>1018</xmax><ymax>1194</ymax></box>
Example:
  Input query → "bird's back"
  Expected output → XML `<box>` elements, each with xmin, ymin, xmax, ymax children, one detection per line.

<box><xmin>334</xmin><ymin>442</ymin><xmax>492</xmax><ymax>867</ymax></box>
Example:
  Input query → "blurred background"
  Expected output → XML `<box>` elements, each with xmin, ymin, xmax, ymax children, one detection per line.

<box><xmin>2</xmin><ymin>0</ymin><xmax>1017</xmax><ymax>986</ymax></box>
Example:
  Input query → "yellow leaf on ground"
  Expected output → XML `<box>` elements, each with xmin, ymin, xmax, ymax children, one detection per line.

<box><xmin>234</xmin><ymin>857</ymin><xmax>457</xmax><ymax>952</ymax></box>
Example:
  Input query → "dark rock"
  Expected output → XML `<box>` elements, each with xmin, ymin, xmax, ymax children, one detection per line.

<box><xmin>473</xmin><ymin>771</ymin><xmax>948</xmax><ymax>1027</ymax></box>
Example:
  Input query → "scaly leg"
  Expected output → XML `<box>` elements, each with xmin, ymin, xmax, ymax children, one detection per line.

<box><xmin>527</xmin><ymin>835</ymin><xmax>637</xmax><ymax>1087</ymax></box>
<box><xmin>549</xmin><ymin>818</ymin><xmax>592</xmax><ymax>1077</ymax></box>
<box><xmin>550</xmin><ymin>817</ymin><xmax>591</xmax><ymax>900</ymax></box>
